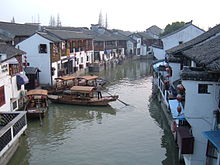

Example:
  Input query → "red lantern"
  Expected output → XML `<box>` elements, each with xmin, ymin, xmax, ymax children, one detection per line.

<box><xmin>166</xmin><ymin>67</ymin><xmax>171</xmax><ymax>72</ymax></box>
<box><xmin>177</xmin><ymin>84</ymin><xmax>184</xmax><ymax>91</ymax></box>
<box><xmin>164</xmin><ymin>80</ymin><xmax>169</xmax><ymax>84</ymax></box>
<box><xmin>171</xmin><ymin>121</ymin><xmax>177</xmax><ymax>132</ymax></box>
<box><xmin>176</xmin><ymin>94</ymin><xmax>183</xmax><ymax>102</ymax></box>
<box><xmin>177</xmin><ymin>105</ymin><xmax>182</xmax><ymax>114</ymax></box>
<box><xmin>165</xmin><ymin>64</ymin><xmax>169</xmax><ymax>68</ymax></box>
<box><xmin>28</xmin><ymin>96</ymin><xmax>33</xmax><ymax>100</ymax></box>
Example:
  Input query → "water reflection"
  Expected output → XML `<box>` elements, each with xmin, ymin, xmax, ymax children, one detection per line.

<box><xmin>8</xmin><ymin>59</ymin><xmax>179</xmax><ymax>165</ymax></box>
<box><xmin>148</xmin><ymin>97</ymin><xmax>179</xmax><ymax>165</ymax></box>
<box><xmin>99</xmin><ymin>59</ymin><xmax>152</xmax><ymax>84</ymax></box>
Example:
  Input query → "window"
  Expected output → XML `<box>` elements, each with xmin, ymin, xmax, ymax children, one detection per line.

<box><xmin>13</xmin><ymin>100</ymin><xmax>18</xmax><ymax>110</ymax></box>
<box><xmin>0</xmin><ymin>86</ymin><xmax>5</xmax><ymax>106</ymax></box>
<box><xmin>81</xmin><ymin>57</ymin><xmax>83</xmax><ymax>63</ymax></box>
<box><xmin>39</xmin><ymin>44</ymin><xmax>47</xmax><ymax>53</ymax></box>
<box><xmin>206</xmin><ymin>140</ymin><xmax>218</xmax><ymax>159</ymax></box>
<box><xmin>198</xmin><ymin>84</ymin><xmax>209</xmax><ymax>94</ymax></box>
<box><xmin>179</xmin><ymin>41</ymin><xmax>183</xmax><ymax>44</ymax></box>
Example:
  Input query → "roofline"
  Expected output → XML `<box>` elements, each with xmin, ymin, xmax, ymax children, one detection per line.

<box><xmin>45</xmin><ymin>29</ymin><xmax>93</xmax><ymax>40</ymax></box>
<box><xmin>160</xmin><ymin>22</ymin><xmax>205</xmax><ymax>39</ymax></box>
<box><xmin>36</xmin><ymin>32</ymin><xmax>61</xmax><ymax>42</ymax></box>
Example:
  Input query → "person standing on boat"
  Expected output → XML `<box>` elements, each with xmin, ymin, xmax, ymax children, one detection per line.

<box><xmin>96</xmin><ymin>83</ymin><xmax>102</xmax><ymax>99</ymax></box>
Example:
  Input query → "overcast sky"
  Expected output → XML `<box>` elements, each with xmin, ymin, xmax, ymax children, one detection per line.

<box><xmin>0</xmin><ymin>0</ymin><xmax>219</xmax><ymax>31</ymax></box>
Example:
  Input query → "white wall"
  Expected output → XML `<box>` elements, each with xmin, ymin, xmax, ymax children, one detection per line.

<box><xmin>162</xmin><ymin>25</ymin><xmax>204</xmax><ymax>51</ymax></box>
<box><xmin>169</xmin><ymin>62</ymin><xmax>181</xmax><ymax>83</ymax></box>
<box><xmin>17</xmin><ymin>33</ymin><xmax>52</xmax><ymax>85</ymax></box>
<box><xmin>71</xmin><ymin>50</ymin><xmax>93</xmax><ymax>69</ymax></box>
<box><xmin>0</xmin><ymin>62</ymin><xmax>25</xmax><ymax>112</ymax></box>
<box><xmin>182</xmin><ymin>80</ymin><xmax>220</xmax><ymax>165</ymax></box>
<box><xmin>152</xmin><ymin>47</ymin><xmax>164</xmax><ymax>60</ymax></box>
<box><xmin>141</xmin><ymin>45</ymin><xmax>147</xmax><ymax>55</ymax></box>
<box><xmin>0</xmin><ymin>75</ymin><xmax>11</xmax><ymax>112</ymax></box>
<box><xmin>127</xmin><ymin>40</ymin><xmax>134</xmax><ymax>55</ymax></box>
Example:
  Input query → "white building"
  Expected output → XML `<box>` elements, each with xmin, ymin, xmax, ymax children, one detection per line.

<box><xmin>0</xmin><ymin>43</ymin><xmax>27</xmax><ymax>112</ymax></box>
<box><xmin>153</xmin><ymin>21</ymin><xmax>204</xmax><ymax>60</ymax></box>
<box><xmin>17</xmin><ymin>32</ymin><xmax>62</xmax><ymax>86</ymax></box>
<box><xmin>129</xmin><ymin>33</ymin><xmax>142</xmax><ymax>56</ymax></box>
<box><xmin>153</xmin><ymin>23</ymin><xmax>220</xmax><ymax>165</ymax></box>
<box><xmin>46</xmin><ymin>29</ymin><xmax>94</xmax><ymax>76</ymax></box>
<box><xmin>145</xmin><ymin>25</ymin><xmax>162</xmax><ymax>39</ymax></box>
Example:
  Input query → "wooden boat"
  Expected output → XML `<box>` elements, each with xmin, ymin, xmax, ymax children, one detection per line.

<box><xmin>48</xmin><ymin>86</ymin><xmax>118</xmax><ymax>106</ymax></box>
<box><xmin>77</xmin><ymin>75</ymin><xmax>100</xmax><ymax>86</ymax></box>
<box><xmin>48</xmin><ymin>75</ymin><xmax>107</xmax><ymax>94</ymax></box>
<box><xmin>48</xmin><ymin>75</ymin><xmax>77</xmax><ymax>94</ymax></box>
<box><xmin>24</xmin><ymin>89</ymin><xmax>49</xmax><ymax>119</ymax></box>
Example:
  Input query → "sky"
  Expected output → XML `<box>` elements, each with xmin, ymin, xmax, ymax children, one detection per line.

<box><xmin>0</xmin><ymin>0</ymin><xmax>219</xmax><ymax>32</ymax></box>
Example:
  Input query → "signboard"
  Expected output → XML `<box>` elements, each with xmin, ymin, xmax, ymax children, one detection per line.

<box><xmin>0</xmin><ymin>63</ymin><xmax>9</xmax><ymax>76</ymax></box>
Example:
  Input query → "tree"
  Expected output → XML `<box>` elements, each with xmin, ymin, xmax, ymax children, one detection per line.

<box><xmin>105</xmin><ymin>13</ymin><xmax>108</xmax><ymax>29</ymax></box>
<box><xmin>160</xmin><ymin>21</ymin><xmax>185</xmax><ymax>37</ymax></box>
<box><xmin>98</xmin><ymin>11</ymin><xmax>104</xmax><ymax>27</ymax></box>
<box><xmin>11</xmin><ymin>17</ymin><xmax>15</xmax><ymax>23</ymax></box>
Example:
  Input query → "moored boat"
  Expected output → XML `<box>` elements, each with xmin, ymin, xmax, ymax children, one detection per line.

<box><xmin>48</xmin><ymin>86</ymin><xmax>118</xmax><ymax>106</ymax></box>
<box><xmin>24</xmin><ymin>89</ymin><xmax>49</xmax><ymax>119</ymax></box>
<box><xmin>48</xmin><ymin>75</ymin><xmax>77</xmax><ymax>94</ymax></box>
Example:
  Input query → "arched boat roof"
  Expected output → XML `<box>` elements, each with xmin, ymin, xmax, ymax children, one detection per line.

<box><xmin>70</xmin><ymin>86</ymin><xmax>95</xmax><ymax>93</ymax></box>
<box><xmin>27</xmin><ymin>89</ymin><xmax>48</xmax><ymax>96</ymax></box>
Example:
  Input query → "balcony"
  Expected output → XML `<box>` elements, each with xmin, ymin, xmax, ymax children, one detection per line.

<box><xmin>0</xmin><ymin>111</ymin><xmax>27</xmax><ymax>164</ymax></box>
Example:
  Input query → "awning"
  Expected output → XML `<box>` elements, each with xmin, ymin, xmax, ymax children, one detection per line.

<box><xmin>5</xmin><ymin>57</ymin><xmax>19</xmax><ymax>64</ymax></box>
<box><xmin>16</xmin><ymin>74</ymin><xmax>29</xmax><ymax>85</ymax></box>
<box><xmin>168</xmin><ymin>99</ymin><xmax>185</xmax><ymax>120</ymax></box>
<box><xmin>203</xmin><ymin>130</ymin><xmax>220</xmax><ymax>151</ymax></box>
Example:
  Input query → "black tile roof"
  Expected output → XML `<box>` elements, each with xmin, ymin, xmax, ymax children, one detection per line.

<box><xmin>160</xmin><ymin>21</ymin><xmax>204</xmax><ymax>40</ymax></box>
<box><xmin>182</xmin><ymin>34</ymin><xmax>220</xmax><ymax>72</ymax></box>
<box><xmin>37</xmin><ymin>32</ymin><xmax>62</xmax><ymax>42</ymax></box>
<box><xmin>24</xmin><ymin>66</ymin><xmax>40</xmax><ymax>74</ymax></box>
<box><xmin>46</xmin><ymin>29</ymin><xmax>92</xmax><ymax>40</ymax></box>
<box><xmin>0</xmin><ymin>33</ymin><xmax>12</xmax><ymax>42</ymax></box>
<box><xmin>136</xmin><ymin>32</ymin><xmax>154</xmax><ymax>40</ymax></box>
<box><xmin>0</xmin><ymin>21</ymin><xmax>39</xmax><ymax>36</ymax></box>
<box><xmin>167</xmin><ymin>24</ymin><xmax>220</xmax><ymax>54</ymax></box>
<box><xmin>146</xmin><ymin>25</ymin><xmax>162</xmax><ymax>36</ymax></box>
<box><xmin>83</xmin><ymin>28</ymin><xmax>128</xmax><ymax>42</ymax></box>
<box><xmin>0</xmin><ymin>43</ymin><xmax>25</xmax><ymax>60</ymax></box>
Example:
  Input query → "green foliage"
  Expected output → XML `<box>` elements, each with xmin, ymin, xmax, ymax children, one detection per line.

<box><xmin>160</xmin><ymin>21</ymin><xmax>185</xmax><ymax>37</ymax></box>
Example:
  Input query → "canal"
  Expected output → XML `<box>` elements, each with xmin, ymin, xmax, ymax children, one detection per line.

<box><xmin>9</xmin><ymin>59</ymin><xmax>179</xmax><ymax>165</ymax></box>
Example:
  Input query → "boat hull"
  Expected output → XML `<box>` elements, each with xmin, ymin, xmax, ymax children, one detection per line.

<box><xmin>49</xmin><ymin>95</ymin><xmax>118</xmax><ymax>106</ymax></box>
<box><xmin>26</xmin><ymin>108</ymin><xmax>48</xmax><ymax>119</ymax></box>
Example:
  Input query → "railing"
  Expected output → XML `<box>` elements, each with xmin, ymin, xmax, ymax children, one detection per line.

<box><xmin>0</xmin><ymin>111</ymin><xmax>27</xmax><ymax>157</ymax></box>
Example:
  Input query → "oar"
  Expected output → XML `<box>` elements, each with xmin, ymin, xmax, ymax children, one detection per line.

<box><xmin>105</xmin><ymin>91</ymin><xmax>129</xmax><ymax>106</ymax></box>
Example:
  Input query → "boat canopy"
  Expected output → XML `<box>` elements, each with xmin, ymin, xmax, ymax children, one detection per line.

<box><xmin>27</xmin><ymin>89</ymin><xmax>48</xmax><ymax>96</ymax></box>
<box><xmin>70</xmin><ymin>86</ymin><xmax>95</xmax><ymax>93</ymax></box>
<box><xmin>55</xmin><ymin>75</ymin><xmax>77</xmax><ymax>81</ymax></box>
<box><xmin>79</xmin><ymin>75</ymin><xmax>99</xmax><ymax>81</ymax></box>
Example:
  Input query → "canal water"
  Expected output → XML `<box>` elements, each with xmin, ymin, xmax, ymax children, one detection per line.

<box><xmin>9</xmin><ymin>59</ymin><xmax>179</xmax><ymax>165</ymax></box>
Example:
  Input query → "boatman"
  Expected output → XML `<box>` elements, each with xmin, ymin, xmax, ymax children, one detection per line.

<box><xmin>96</xmin><ymin>83</ymin><xmax>102</xmax><ymax>99</ymax></box>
